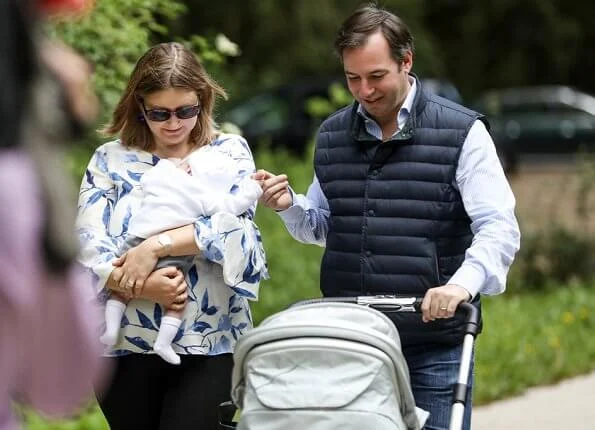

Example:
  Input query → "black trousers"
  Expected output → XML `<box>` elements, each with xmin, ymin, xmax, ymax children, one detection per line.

<box><xmin>96</xmin><ymin>353</ymin><xmax>233</xmax><ymax>430</ymax></box>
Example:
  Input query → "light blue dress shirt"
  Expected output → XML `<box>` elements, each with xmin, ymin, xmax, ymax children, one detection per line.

<box><xmin>277</xmin><ymin>78</ymin><xmax>521</xmax><ymax>298</ymax></box>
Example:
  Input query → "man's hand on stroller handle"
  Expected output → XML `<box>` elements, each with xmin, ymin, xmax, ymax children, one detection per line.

<box><xmin>420</xmin><ymin>284</ymin><xmax>471</xmax><ymax>323</ymax></box>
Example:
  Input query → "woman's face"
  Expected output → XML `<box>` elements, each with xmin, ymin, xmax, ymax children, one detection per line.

<box><xmin>141</xmin><ymin>88</ymin><xmax>199</xmax><ymax>157</ymax></box>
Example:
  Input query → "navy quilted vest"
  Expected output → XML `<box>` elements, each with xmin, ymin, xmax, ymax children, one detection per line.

<box><xmin>314</xmin><ymin>78</ymin><xmax>486</xmax><ymax>346</ymax></box>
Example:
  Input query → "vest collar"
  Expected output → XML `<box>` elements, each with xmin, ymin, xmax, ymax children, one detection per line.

<box><xmin>350</xmin><ymin>73</ymin><xmax>428</xmax><ymax>144</ymax></box>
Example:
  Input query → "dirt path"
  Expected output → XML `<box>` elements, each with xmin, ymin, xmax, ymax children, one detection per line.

<box><xmin>472</xmin><ymin>370</ymin><xmax>595</xmax><ymax>429</ymax></box>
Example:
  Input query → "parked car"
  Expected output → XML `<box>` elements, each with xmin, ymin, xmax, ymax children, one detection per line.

<box><xmin>221</xmin><ymin>77</ymin><xmax>463</xmax><ymax>156</ymax></box>
<box><xmin>473</xmin><ymin>86</ymin><xmax>595</xmax><ymax>173</ymax></box>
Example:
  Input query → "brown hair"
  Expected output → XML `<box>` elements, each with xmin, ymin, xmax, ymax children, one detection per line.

<box><xmin>102</xmin><ymin>42</ymin><xmax>227</xmax><ymax>151</ymax></box>
<box><xmin>334</xmin><ymin>3</ymin><xmax>414</xmax><ymax>64</ymax></box>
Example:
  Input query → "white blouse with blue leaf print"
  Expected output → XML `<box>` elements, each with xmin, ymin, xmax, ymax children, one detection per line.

<box><xmin>76</xmin><ymin>134</ymin><xmax>268</xmax><ymax>357</ymax></box>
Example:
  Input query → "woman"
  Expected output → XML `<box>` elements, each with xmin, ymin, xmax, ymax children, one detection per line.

<box><xmin>76</xmin><ymin>42</ymin><xmax>268</xmax><ymax>429</ymax></box>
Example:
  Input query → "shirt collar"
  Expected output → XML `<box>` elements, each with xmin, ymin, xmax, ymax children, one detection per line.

<box><xmin>357</xmin><ymin>74</ymin><xmax>417</xmax><ymax>134</ymax></box>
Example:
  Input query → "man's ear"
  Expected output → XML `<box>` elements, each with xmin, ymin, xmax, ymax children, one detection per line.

<box><xmin>401</xmin><ymin>50</ymin><xmax>413</xmax><ymax>73</ymax></box>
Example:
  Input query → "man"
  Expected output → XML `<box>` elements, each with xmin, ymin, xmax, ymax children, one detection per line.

<box><xmin>256</xmin><ymin>4</ymin><xmax>520</xmax><ymax>430</ymax></box>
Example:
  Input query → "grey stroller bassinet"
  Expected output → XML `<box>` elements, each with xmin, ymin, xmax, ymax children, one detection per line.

<box><xmin>230</xmin><ymin>299</ymin><xmax>431</xmax><ymax>430</ymax></box>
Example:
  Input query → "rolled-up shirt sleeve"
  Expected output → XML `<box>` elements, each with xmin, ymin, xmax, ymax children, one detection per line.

<box><xmin>448</xmin><ymin>120</ymin><xmax>521</xmax><ymax>298</ymax></box>
<box><xmin>277</xmin><ymin>175</ymin><xmax>330</xmax><ymax>246</ymax></box>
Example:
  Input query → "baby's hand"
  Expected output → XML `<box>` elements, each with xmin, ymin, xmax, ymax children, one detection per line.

<box><xmin>252</xmin><ymin>169</ymin><xmax>269</xmax><ymax>187</ymax></box>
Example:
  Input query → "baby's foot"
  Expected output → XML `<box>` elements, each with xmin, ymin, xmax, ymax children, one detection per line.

<box><xmin>99</xmin><ymin>330</ymin><xmax>118</xmax><ymax>347</ymax></box>
<box><xmin>154</xmin><ymin>344</ymin><xmax>181</xmax><ymax>365</ymax></box>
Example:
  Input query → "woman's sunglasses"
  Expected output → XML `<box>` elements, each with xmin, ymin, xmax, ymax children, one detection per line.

<box><xmin>141</xmin><ymin>101</ymin><xmax>201</xmax><ymax>122</ymax></box>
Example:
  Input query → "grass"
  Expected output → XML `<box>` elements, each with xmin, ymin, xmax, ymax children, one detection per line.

<box><xmin>475</xmin><ymin>283</ymin><xmax>595</xmax><ymax>404</ymax></box>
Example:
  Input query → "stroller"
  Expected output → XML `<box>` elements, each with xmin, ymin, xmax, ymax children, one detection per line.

<box><xmin>219</xmin><ymin>296</ymin><xmax>479</xmax><ymax>430</ymax></box>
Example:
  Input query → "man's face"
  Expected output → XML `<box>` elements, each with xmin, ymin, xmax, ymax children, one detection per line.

<box><xmin>343</xmin><ymin>31</ymin><xmax>412</xmax><ymax>128</ymax></box>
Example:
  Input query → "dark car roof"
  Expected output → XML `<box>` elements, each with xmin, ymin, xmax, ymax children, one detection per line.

<box><xmin>475</xmin><ymin>85</ymin><xmax>595</xmax><ymax>116</ymax></box>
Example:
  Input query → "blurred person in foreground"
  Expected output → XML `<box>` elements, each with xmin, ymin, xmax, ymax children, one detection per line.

<box><xmin>0</xmin><ymin>1</ymin><xmax>104</xmax><ymax>429</ymax></box>
<box><xmin>75</xmin><ymin>41</ymin><xmax>268</xmax><ymax>429</ymax></box>
<box><xmin>256</xmin><ymin>3</ymin><xmax>520</xmax><ymax>430</ymax></box>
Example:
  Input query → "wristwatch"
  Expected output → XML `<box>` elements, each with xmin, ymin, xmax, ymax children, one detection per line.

<box><xmin>157</xmin><ymin>233</ymin><xmax>173</xmax><ymax>256</ymax></box>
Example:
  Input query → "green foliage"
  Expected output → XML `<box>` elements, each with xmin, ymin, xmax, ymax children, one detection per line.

<box><xmin>476</xmin><ymin>284</ymin><xmax>595</xmax><ymax>404</ymax></box>
<box><xmin>305</xmin><ymin>82</ymin><xmax>353</xmax><ymax>119</ymax></box>
<box><xmin>250</xmin><ymin>143</ymin><xmax>324</xmax><ymax>324</ymax></box>
<box><xmin>175</xmin><ymin>0</ymin><xmax>434</xmax><ymax>102</ymax></box>
<box><xmin>49</xmin><ymin>0</ymin><xmax>239</xmax><ymax>164</ymax></box>
<box><xmin>48</xmin><ymin>0</ymin><xmax>187</xmax><ymax>125</ymax></box>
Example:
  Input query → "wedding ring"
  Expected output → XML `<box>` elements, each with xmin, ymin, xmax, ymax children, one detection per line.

<box><xmin>440</xmin><ymin>306</ymin><xmax>448</xmax><ymax>310</ymax></box>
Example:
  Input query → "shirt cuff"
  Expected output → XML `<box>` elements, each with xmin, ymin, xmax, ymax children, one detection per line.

<box><xmin>276</xmin><ymin>188</ymin><xmax>306</xmax><ymax>223</ymax></box>
<box><xmin>91</xmin><ymin>261</ymin><xmax>115</xmax><ymax>304</ymax></box>
<box><xmin>447</xmin><ymin>264</ymin><xmax>486</xmax><ymax>299</ymax></box>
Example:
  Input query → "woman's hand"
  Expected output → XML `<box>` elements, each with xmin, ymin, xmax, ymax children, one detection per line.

<box><xmin>138</xmin><ymin>267</ymin><xmax>188</xmax><ymax>311</ymax></box>
<box><xmin>112</xmin><ymin>236</ymin><xmax>162</xmax><ymax>293</ymax></box>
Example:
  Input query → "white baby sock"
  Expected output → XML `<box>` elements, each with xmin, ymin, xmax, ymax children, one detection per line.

<box><xmin>100</xmin><ymin>299</ymin><xmax>127</xmax><ymax>346</ymax></box>
<box><xmin>154</xmin><ymin>316</ymin><xmax>182</xmax><ymax>365</ymax></box>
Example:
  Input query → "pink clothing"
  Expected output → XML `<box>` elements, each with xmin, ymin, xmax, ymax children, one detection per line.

<box><xmin>0</xmin><ymin>149</ymin><xmax>104</xmax><ymax>430</ymax></box>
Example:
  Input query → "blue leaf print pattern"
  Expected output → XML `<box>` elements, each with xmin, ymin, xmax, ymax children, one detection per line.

<box><xmin>95</xmin><ymin>246</ymin><xmax>114</xmax><ymax>254</ymax></box>
<box><xmin>192</xmin><ymin>321</ymin><xmax>212</xmax><ymax>333</ymax></box>
<box><xmin>109</xmin><ymin>172</ymin><xmax>124</xmax><ymax>182</ymax></box>
<box><xmin>121</xmin><ymin>313</ymin><xmax>129</xmax><ymax>328</ymax></box>
<box><xmin>203</xmin><ymin>241</ymin><xmax>224</xmax><ymax>262</ymax></box>
<box><xmin>173</xmin><ymin>320</ymin><xmax>186</xmax><ymax>343</ymax></box>
<box><xmin>217</xmin><ymin>315</ymin><xmax>232</xmax><ymax>331</ymax></box>
<box><xmin>95</xmin><ymin>150</ymin><xmax>109</xmax><ymax>173</ymax></box>
<box><xmin>85</xmin><ymin>169</ymin><xmax>95</xmax><ymax>187</ymax></box>
<box><xmin>230</xmin><ymin>286</ymin><xmax>257</xmax><ymax>299</ymax></box>
<box><xmin>136</xmin><ymin>310</ymin><xmax>157</xmax><ymax>331</ymax></box>
<box><xmin>102</xmin><ymin>203</ymin><xmax>111</xmax><ymax>227</ymax></box>
<box><xmin>188</xmin><ymin>266</ymin><xmax>198</xmax><ymax>286</ymax></box>
<box><xmin>210</xmin><ymin>335</ymin><xmax>231</xmax><ymax>355</ymax></box>
<box><xmin>200</xmin><ymin>289</ymin><xmax>210</xmax><ymax>313</ymax></box>
<box><xmin>125</xmin><ymin>336</ymin><xmax>152</xmax><ymax>351</ymax></box>
<box><xmin>85</xmin><ymin>190</ymin><xmax>104</xmax><ymax>208</ymax></box>
<box><xmin>121</xmin><ymin>206</ymin><xmax>132</xmax><ymax>235</ymax></box>
<box><xmin>201</xmin><ymin>290</ymin><xmax>218</xmax><ymax>315</ymax></box>
<box><xmin>127</xmin><ymin>170</ymin><xmax>142</xmax><ymax>181</ymax></box>
<box><xmin>153</xmin><ymin>304</ymin><xmax>162</xmax><ymax>328</ymax></box>
<box><xmin>120</xmin><ymin>181</ymin><xmax>133</xmax><ymax>199</ymax></box>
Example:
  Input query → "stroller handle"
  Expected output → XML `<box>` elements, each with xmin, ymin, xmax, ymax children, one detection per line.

<box><xmin>292</xmin><ymin>295</ymin><xmax>480</xmax><ymax>336</ymax></box>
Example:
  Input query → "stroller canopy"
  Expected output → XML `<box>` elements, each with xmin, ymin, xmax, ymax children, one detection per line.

<box><xmin>232</xmin><ymin>302</ymin><xmax>424</xmax><ymax>430</ymax></box>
